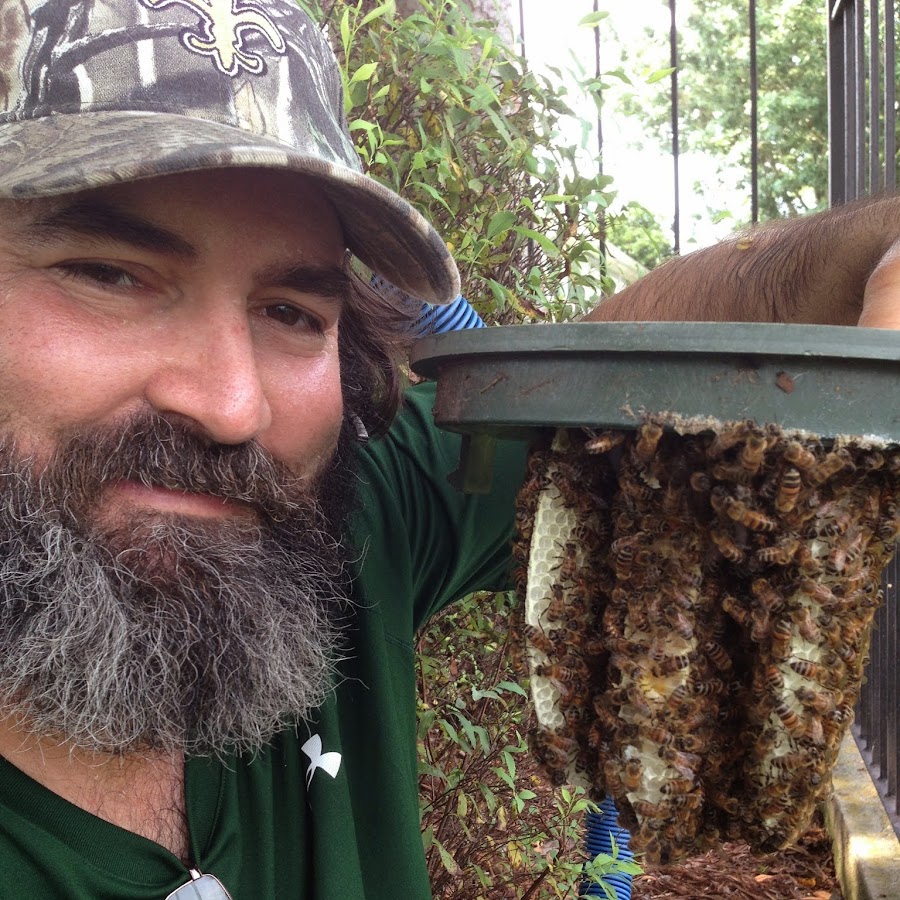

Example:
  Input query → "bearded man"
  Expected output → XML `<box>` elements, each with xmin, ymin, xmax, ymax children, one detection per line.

<box><xmin>0</xmin><ymin>1</ymin><xmax>897</xmax><ymax>899</ymax></box>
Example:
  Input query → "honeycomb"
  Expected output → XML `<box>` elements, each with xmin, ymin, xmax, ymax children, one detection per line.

<box><xmin>511</xmin><ymin>421</ymin><xmax>900</xmax><ymax>864</ymax></box>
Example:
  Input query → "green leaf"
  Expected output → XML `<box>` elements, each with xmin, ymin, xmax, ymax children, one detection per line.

<box><xmin>350</xmin><ymin>62</ymin><xmax>378</xmax><ymax>84</ymax></box>
<box><xmin>486</xmin><ymin>211</ymin><xmax>516</xmax><ymax>240</ymax></box>
<box><xmin>496</xmin><ymin>680</ymin><xmax>527</xmax><ymax>697</ymax></box>
<box><xmin>471</xmin><ymin>687</ymin><xmax>499</xmax><ymax>701</ymax></box>
<box><xmin>646</xmin><ymin>66</ymin><xmax>676</xmax><ymax>85</ymax></box>
<box><xmin>456</xmin><ymin>792</ymin><xmax>468</xmax><ymax>818</ymax></box>
<box><xmin>578</xmin><ymin>11</ymin><xmax>609</xmax><ymax>27</ymax></box>
<box><xmin>360</xmin><ymin>1</ymin><xmax>393</xmax><ymax>27</ymax></box>
<box><xmin>349</xmin><ymin>119</ymin><xmax>377</xmax><ymax>133</ymax></box>
<box><xmin>409</xmin><ymin>181</ymin><xmax>453</xmax><ymax>213</ymax></box>
<box><xmin>339</xmin><ymin>7</ymin><xmax>351</xmax><ymax>55</ymax></box>
<box><xmin>434</xmin><ymin>838</ymin><xmax>460</xmax><ymax>875</ymax></box>
<box><xmin>512</xmin><ymin>226</ymin><xmax>560</xmax><ymax>259</ymax></box>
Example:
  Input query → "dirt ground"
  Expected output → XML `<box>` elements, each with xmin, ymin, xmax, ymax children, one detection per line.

<box><xmin>631</xmin><ymin>813</ymin><xmax>841</xmax><ymax>900</ymax></box>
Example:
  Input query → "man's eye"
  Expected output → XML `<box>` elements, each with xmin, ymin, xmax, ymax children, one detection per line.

<box><xmin>59</xmin><ymin>262</ymin><xmax>142</xmax><ymax>288</ymax></box>
<box><xmin>264</xmin><ymin>303</ymin><xmax>324</xmax><ymax>334</ymax></box>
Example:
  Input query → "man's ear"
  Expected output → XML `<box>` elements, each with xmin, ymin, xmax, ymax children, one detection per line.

<box><xmin>860</xmin><ymin>239</ymin><xmax>900</xmax><ymax>328</ymax></box>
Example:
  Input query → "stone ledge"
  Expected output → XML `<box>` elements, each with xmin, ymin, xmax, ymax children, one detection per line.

<box><xmin>824</xmin><ymin>733</ymin><xmax>900</xmax><ymax>900</ymax></box>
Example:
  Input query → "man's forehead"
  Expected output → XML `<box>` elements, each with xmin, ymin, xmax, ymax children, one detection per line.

<box><xmin>7</xmin><ymin>169</ymin><xmax>347</xmax><ymax>259</ymax></box>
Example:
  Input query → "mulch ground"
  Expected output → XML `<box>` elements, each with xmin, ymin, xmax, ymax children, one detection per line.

<box><xmin>631</xmin><ymin>814</ymin><xmax>841</xmax><ymax>900</ymax></box>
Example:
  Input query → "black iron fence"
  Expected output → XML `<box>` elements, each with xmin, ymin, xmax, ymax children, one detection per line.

<box><xmin>827</xmin><ymin>0</ymin><xmax>898</xmax><ymax>202</ymax></box>
<box><xmin>856</xmin><ymin>549</ymin><xmax>900</xmax><ymax>834</ymax></box>
<box><xmin>828</xmin><ymin>1</ymin><xmax>900</xmax><ymax>833</ymax></box>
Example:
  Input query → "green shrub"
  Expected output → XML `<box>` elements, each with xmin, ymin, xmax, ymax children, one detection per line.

<box><xmin>298</xmin><ymin>0</ymin><xmax>615</xmax><ymax>321</ymax></box>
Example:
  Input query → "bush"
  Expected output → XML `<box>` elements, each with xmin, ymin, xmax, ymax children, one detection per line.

<box><xmin>298</xmin><ymin>0</ymin><xmax>616</xmax><ymax>322</ymax></box>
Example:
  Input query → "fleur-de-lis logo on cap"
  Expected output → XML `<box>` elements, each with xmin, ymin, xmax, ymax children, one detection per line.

<box><xmin>140</xmin><ymin>0</ymin><xmax>286</xmax><ymax>77</ymax></box>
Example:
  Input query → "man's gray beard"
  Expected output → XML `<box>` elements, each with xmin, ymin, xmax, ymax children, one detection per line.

<box><xmin>0</xmin><ymin>417</ymin><xmax>355</xmax><ymax>758</ymax></box>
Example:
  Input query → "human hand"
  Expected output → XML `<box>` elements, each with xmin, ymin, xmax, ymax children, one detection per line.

<box><xmin>860</xmin><ymin>238</ymin><xmax>900</xmax><ymax>328</ymax></box>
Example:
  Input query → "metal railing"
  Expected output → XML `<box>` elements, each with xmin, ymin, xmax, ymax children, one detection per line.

<box><xmin>827</xmin><ymin>0</ymin><xmax>900</xmax><ymax>835</ymax></box>
<box><xmin>827</xmin><ymin>0</ymin><xmax>897</xmax><ymax>202</ymax></box>
<box><xmin>855</xmin><ymin>548</ymin><xmax>900</xmax><ymax>835</ymax></box>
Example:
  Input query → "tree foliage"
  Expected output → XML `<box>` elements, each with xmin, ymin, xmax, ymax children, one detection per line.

<box><xmin>606</xmin><ymin>201</ymin><xmax>672</xmax><ymax>272</ymax></box>
<box><xmin>618</xmin><ymin>0</ymin><xmax>828</xmax><ymax>223</ymax></box>
<box><xmin>298</xmin><ymin>0</ymin><xmax>616</xmax><ymax>321</ymax></box>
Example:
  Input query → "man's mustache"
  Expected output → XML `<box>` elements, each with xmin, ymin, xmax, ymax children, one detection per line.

<box><xmin>40</xmin><ymin>413</ymin><xmax>311</xmax><ymax>523</ymax></box>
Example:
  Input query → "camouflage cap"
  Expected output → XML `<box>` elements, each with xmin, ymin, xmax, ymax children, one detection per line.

<box><xmin>0</xmin><ymin>0</ymin><xmax>459</xmax><ymax>305</ymax></box>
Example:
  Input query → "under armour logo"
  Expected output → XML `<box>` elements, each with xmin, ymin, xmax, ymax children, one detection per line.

<box><xmin>301</xmin><ymin>734</ymin><xmax>342</xmax><ymax>788</ymax></box>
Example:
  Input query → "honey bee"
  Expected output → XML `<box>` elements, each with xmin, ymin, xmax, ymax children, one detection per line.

<box><xmin>774</xmin><ymin>700</ymin><xmax>805</xmax><ymax>736</ymax></box>
<box><xmin>633</xmin><ymin>422</ymin><xmax>664</xmax><ymax>466</ymax></box>
<box><xmin>765</xmin><ymin>664</ymin><xmax>785</xmax><ymax>691</ymax></box>
<box><xmin>739</xmin><ymin>433</ymin><xmax>768</xmax><ymax>475</ymax></box>
<box><xmin>536</xmin><ymin>663</ymin><xmax>580</xmax><ymax>683</ymax></box>
<box><xmin>603</xmin><ymin>759</ymin><xmax>625</xmax><ymax>794</ymax></box>
<box><xmin>701</xmin><ymin>640</ymin><xmax>732</xmax><ymax>671</ymax></box>
<box><xmin>806</xmin><ymin>716</ymin><xmax>826</xmax><ymax>746</ymax></box>
<box><xmin>722</xmin><ymin>594</ymin><xmax>751</xmax><ymax>627</ymax></box>
<box><xmin>707</xmin><ymin>420</ymin><xmax>752</xmax><ymax>458</ymax></box>
<box><xmin>691</xmin><ymin>678</ymin><xmax>725</xmax><ymax>696</ymax></box>
<box><xmin>675</xmin><ymin>734</ymin><xmax>706</xmax><ymax>753</ymax></box>
<box><xmin>751</xmin><ymin>578</ymin><xmax>785</xmax><ymax>612</ymax></box>
<box><xmin>689</xmin><ymin>471</ymin><xmax>712</xmax><ymax>493</ymax></box>
<box><xmin>750</xmin><ymin>607</ymin><xmax>771</xmax><ymax>643</ymax></box>
<box><xmin>711</xmin><ymin>460</ymin><xmax>753</xmax><ymax>483</ymax></box>
<box><xmin>514</xmin><ymin>504</ymin><xmax>535</xmax><ymax>541</ymax></box>
<box><xmin>663</xmin><ymin>607</ymin><xmax>694</xmax><ymax>641</ymax></box>
<box><xmin>796</xmin><ymin>577</ymin><xmax>838</xmax><ymax>608</ymax></box>
<box><xmin>770</xmin><ymin>751</ymin><xmax>809</xmax><ymax>772</ymax></box>
<box><xmin>523</xmin><ymin>624</ymin><xmax>555</xmax><ymax>656</ymax></box>
<box><xmin>623</xmin><ymin>758</ymin><xmax>643</xmax><ymax>791</ymax></box>
<box><xmin>668</xmin><ymin>793</ymin><xmax>703</xmax><ymax>811</ymax></box>
<box><xmin>708</xmin><ymin>788</ymin><xmax>740</xmax><ymax>815</ymax></box>
<box><xmin>790</xmin><ymin>606</ymin><xmax>821</xmax><ymax>642</ymax></box>
<box><xmin>711</xmin><ymin>529</ymin><xmax>745</xmax><ymax>562</ymax></box>
<box><xmin>541</xmin><ymin>584</ymin><xmax>564</xmax><ymax>621</ymax></box>
<box><xmin>775</xmin><ymin>467</ymin><xmax>803</xmax><ymax>513</ymax></box>
<box><xmin>835</xmin><ymin>642</ymin><xmax>858</xmax><ymax>664</ymax></box>
<box><xmin>794</xmin><ymin>542</ymin><xmax>824</xmax><ymax>575</ymax></box>
<box><xmin>640</xmin><ymin>724</ymin><xmax>676</xmax><ymax>746</ymax></box>
<box><xmin>584</xmin><ymin>429</ymin><xmax>626</xmax><ymax>455</ymax></box>
<box><xmin>619</xmin><ymin>472</ymin><xmax>656</xmax><ymax>502</ymax></box>
<box><xmin>770</xmin><ymin>619</ymin><xmax>793</xmax><ymax>660</ymax></box>
<box><xmin>795</xmin><ymin>686</ymin><xmax>838</xmax><ymax>714</ymax></box>
<box><xmin>632</xmin><ymin>799</ymin><xmax>667</xmax><ymax>819</ymax></box>
<box><xmin>756</xmin><ymin>536</ymin><xmax>800</xmax><ymax>565</ymax></box>
<box><xmin>784</xmin><ymin>440</ymin><xmax>817</xmax><ymax>470</ymax></box>
<box><xmin>808</xmin><ymin>449</ymin><xmax>852</xmax><ymax>486</ymax></box>
<box><xmin>553</xmin><ymin>540</ymin><xmax>579</xmax><ymax>582</ymax></box>
<box><xmin>661</xmin><ymin>777</ymin><xmax>695</xmax><ymax>795</ymax></box>
<box><xmin>817</xmin><ymin>509</ymin><xmax>853</xmax><ymax>537</ymax></box>
<box><xmin>876</xmin><ymin>515</ymin><xmax>900</xmax><ymax>544</ymax></box>
<box><xmin>725</xmin><ymin>498</ymin><xmax>778</xmax><ymax>532</ymax></box>
<box><xmin>653</xmin><ymin>653</ymin><xmax>693</xmax><ymax>676</ymax></box>
<box><xmin>787</xmin><ymin>659</ymin><xmax>820</xmax><ymax>679</ymax></box>
<box><xmin>659</xmin><ymin>746</ymin><xmax>702</xmax><ymax>778</ymax></box>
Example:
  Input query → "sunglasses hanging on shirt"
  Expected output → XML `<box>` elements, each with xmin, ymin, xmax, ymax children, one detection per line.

<box><xmin>165</xmin><ymin>868</ymin><xmax>233</xmax><ymax>899</ymax></box>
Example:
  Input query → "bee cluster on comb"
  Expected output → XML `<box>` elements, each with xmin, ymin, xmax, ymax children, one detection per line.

<box><xmin>511</xmin><ymin>421</ymin><xmax>900</xmax><ymax>865</ymax></box>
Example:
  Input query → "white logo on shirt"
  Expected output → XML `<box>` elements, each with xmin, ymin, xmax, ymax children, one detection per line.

<box><xmin>301</xmin><ymin>734</ymin><xmax>342</xmax><ymax>787</ymax></box>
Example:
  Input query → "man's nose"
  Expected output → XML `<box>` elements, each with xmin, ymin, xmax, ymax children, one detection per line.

<box><xmin>144</xmin><ymin>309</ymin><xmax>272</xmax><ymax>445</ymax></box>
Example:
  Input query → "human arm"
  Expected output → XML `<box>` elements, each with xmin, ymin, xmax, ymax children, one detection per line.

<box><xmin>583</xmin><ymin>194</ymin><xmax>900</xmax><ymax>327</ymax></box>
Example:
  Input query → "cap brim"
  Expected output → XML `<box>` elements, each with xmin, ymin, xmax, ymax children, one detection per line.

<box><xmin>0</xmin><ymin>110</ymin><xmax>460</xmax><ymax>305</ymax></box>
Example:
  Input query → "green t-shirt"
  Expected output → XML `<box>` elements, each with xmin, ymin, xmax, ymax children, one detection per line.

<box><xmin>0</xmin><ymin>382</ymin><xmax>527</xmax><ymax>899</ymax></box>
